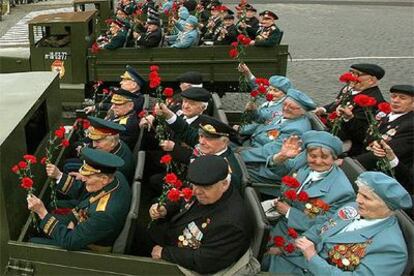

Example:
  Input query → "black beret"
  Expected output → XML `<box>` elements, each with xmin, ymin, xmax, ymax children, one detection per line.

<box><xmin>80</xmin><ymin>148</ymin><xmax>124</xmax><ymax>175</ymax></box>
<box><xmin>259</xmin><ymin>10</ymin><xmax>278</xmax><ymax>20</ymax></box>
<box><xmin>181</xmin><ymin>87</ymin><xmax>211</xmax><ymax>102</ymax></box>
<box><xmin>176</xmin><ymin>71</ymin><xmax>203</xmax><ymax>85</ymax></box>
<box><xmin>187</xmin><ymin>155</ymin><xmax>229</xmax><ymax>186</ymax></box>
<box><xmin>350</xmin><ymin>63</ymin><xmax>385</xmax><ymax>80</ymax></box>
<box><xmin>199</xmin><ymin>116</ymin><xmax>235</xmax><ymax>137</ymax></box>
<box><xmin>224</xmin><ymin>14</ymin><xmax>235</xmax><ymax>20</ymax></box>
<box><xmin>390</xmin><ymin>85</ymin><xmax>414</xmax><ymax>96</ymax></box>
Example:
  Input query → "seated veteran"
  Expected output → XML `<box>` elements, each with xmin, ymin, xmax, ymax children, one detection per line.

<box><xmin>241</xmin><ymin>87</ymin><xmax>313</xmax><ymax>150</ymax></box>
<box><xmin>105</xmin><ymin>88</ymin><xmax>140</xmax><ymax>150</ymax></box>
<box><xmin>274</xmin><ymin>172</ymin><xmax>412</xmax><ymax>275</ymax></box>
<box><xmin>169</xmin><ymin>15</ymin><xmax>199</xmax><ymax>48</ymax></box>
<box><xmin>172</xmin><ymin>6</ymin><xmax>190</xmax><ymax>34</ymax></box>
<box><xmin>200</xmin><ymin>3</ymin><xmax>223</xmax><ymax>42</ymax></box>
<box><xmin>250</xmin><ymin>10</ymin><xmax>282</xmax><ymax>47</ymax></box>
<box><xmin>240</xmin><ymin>89</ymin><xmax>315</xmax><ymax>184</ymax></box>
<box><xmin>102</xmin><ymin>20</ymin><xmax>128</xmax><ymax>50</ymax></box>
<box><xmin>141</xmin><ymin>156</ymin><xmax>252</xmax><ymax>274</ymax></box>
<box><xmin>263</xmin><ymin>131</ymin><xmax>356</xmax><ymax>271</ymax></box>
<box><xmin>84</xmin><ymin>65</ymin><xmax>145</xmax><ymax>115</ymax></box>
<box><xmin>213</xmin><ymin>14</ymin><xmax>238</xmax><ymax>45</ymax></box>
<box><xmin>355</xmin><ymin>84</ymin><xmax>413</xmax><ymax>176</ymax></box>
<box><xmin>119</xmin><ymin>0</ymin><xmax>136</xmax><ymax>15</ymax></box>
<box><xmin>135</xmin><ymin>19</ymin><xmax>162</xmax><ymax>48</ymax></box>
<box><xmin>63</xmin><ymin>116</ymin><xmax>135</xmax><ymax>182</ymax></box>
<box><xmin>27</xmin><ymin>148</ymin><xmax>131</xmax><ymax>252</ymax></box>
<box><xmin>236</xmin><ymin>4</ymin><xmax>259</xmax><ymax>39</ymax></box>
<box><xmin>152</xmin><ymin>113</ymin><xmax>243</xmax><ymax>193</ymax></box>
<box><xmin>315</xmin><ymin>63</ymin><xmax>386</xmax><ymax>156</ymax></box>
<box><xmin>237</xmin><ymin>64</ymin><xmax>292</xmax><ymax>140</ymax></box>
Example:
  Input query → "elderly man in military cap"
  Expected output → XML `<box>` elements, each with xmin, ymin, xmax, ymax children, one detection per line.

<box><xmin>141</xmin><ymin>155</ymin><xmax>252</xmax><ymax>274</ymax></box>
<box><xmin>267</xmin><ymin>171</ymin><xmax>411</xmax><ymax>275</ymax></box>
<box><xmin>249</xmin><ymin>10</ymin><xmax>282</xmax><ymax>47</ymax></box>
<box><xmin>135</xmin><ymin>19</ymin><xmax>162</xmax><ymax>48</ymax></box>
<box><xmin>27</xmin><ymin>148</ymin><xmax>131</xmax><ymax>252</ymax></box>
<box><xmin>213</xmin><ymin>14</ymin><xmax>238</xmax><ymax>45</ymax></box>
<box><xmin>355</xmin><ymin>85</ymin><xmax>414</xmax><ymax>182</ymax></box>
<box><xmin>63</xmin><ymin>116</ymin><xmax>135</xmax><ymax>182</ymax></box>
<box><xmin>101</xmin><ymin>19</ymin><xmax>128</xmax><ymax>50</ymax></box>
<box><xmin>315</xmin><ymin>63</ymin><xmax>386</xmax><ymax>155</ymax></box>
<box><xmin>106</xmin><ymin>88</ymin><xmax>140</xmax><ymax>149</ymax></box>
<box><xmin>84</xmin><ymin>65</ymin><xmax>145</xmax><ymax>115</ymax></box>
<box><xmin>240</xmin><ymin>89</ymin><xmax>315</xmax><ymax>183</ymax></box>
<box><xmin>236</xmin><ymin>4</ymin><xmax>259</xmax><ymax>39</ymax></box>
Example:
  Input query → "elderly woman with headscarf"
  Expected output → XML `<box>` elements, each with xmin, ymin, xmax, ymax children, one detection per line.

<box><xmin>169</xmin><ymin>15</ymin><xmax>199</xmax><ymax>48</ymax></box>
<box><xmin>262</xmin><ymin>131</ymin><xmax>356</xmax><ymax>271</ymax></box>
<box><xmin>270</xmin><ymin>171</ymin><xmax>412</xmax><ymax>275</ymax></box>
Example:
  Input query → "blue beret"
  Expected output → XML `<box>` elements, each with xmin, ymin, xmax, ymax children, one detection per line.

<box><xmin>357</xmin><ymin>172</ymin><xmax>412</xmax><ymax>210</ymax></box>
<box><xmin>350</xmin><ymin>63</ymin><xmax>385</xmax><ymax>80</ymax></box>
<box><xmin>186</xmin><ymin>15</ymin><xmax>198</xmax><ymax>26</ymax></box>
<box><xmin>80</xmin><ymin>148</ymin><xmax>124</xmax><ymax>175</ymax></box>
<box><xmin>187</xmin><ymin>155</ymin><xmax>229</xmax><ymax>186</ymax></box>
<box><xmin>303</xmin><ymin>130</ymin><xmax>343</xmax><ymax>156</ymax></box>
<box><xmin>286</xmin><ymin>88</ymin><xmax>316</xmax><ymax>111</ymax></box>
<box><xmin>121</xmin><ymin>65</ymin><xmax>145</xmax><ymax>87</ymax></box>
<box><xmin>390</xmin><ymin>84</ymin><xmax>414</xmax><ymax>96</ymax></box>
<box><xmin>268</xmin><ymin>75</ymin><xmax>292</xmax><ymax>94</ymax></box>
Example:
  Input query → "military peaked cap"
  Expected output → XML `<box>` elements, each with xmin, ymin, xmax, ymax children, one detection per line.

<box><xmin>259</xmin><ymin>10</ymin><xmax>278</xmax><ymax>20</ymax></box>
<box><xmin>79</xmin><ymin>148</ymin><xmax>124</xmax><ymax>176</ymax></box>
<box><xmin>111</xmin><ymin>87</ymin><xmax>140</xmax><ymax>105</ymax></box>
<box><xmin>199</xmin><ymin>116</ymin><xmax>235</xmax><ymax>138</ymax></box>
<box><xmin>121</xmin><ymin>65</ymin><xmax>146</xmax><ymax>87</ymax></box>
<box><xmin>87</xmin><ymin>116</ymin><xmax>126</xmax><ymax>140</ymax></box>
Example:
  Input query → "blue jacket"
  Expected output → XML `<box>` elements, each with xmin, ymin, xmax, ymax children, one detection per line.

<box><xmin>171</xmin><ymin>29</ymin><xmax>198</xmax><ymax>48</ymax></box>
<box><xmin>268</xmin><ymin>203</ymin><xmax>408</xmax><ymax>275</ymax></box>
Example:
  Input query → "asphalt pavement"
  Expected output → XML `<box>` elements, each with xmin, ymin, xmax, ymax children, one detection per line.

<box><xmin>1</xmin><ymin>0</ymin><xmax>413</xmax><ymax>108</ymax></box>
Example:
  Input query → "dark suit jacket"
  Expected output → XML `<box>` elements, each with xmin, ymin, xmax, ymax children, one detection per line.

<box><xmin>136</xmin><ymin>28</ymin><xmax>162</xmax><ymax>48</ymax></box>
<box><xmin>337</xmin><ymin>86</ymin><xmax>385</xmax><ymax>155</ymax></box>
<box><xmin>244</xmin><ymin>17</ymin><xmax>260</xmax><ymax>39</ymax></box>
<box><xmin>213</xmin><ymin>24</ymin><xmax>238</xmax><ymax>45</ymax></box>
<box><xmin>151</xmin><ymin>185</ymin><xmax>252</xmax><ymax>274</ymax></box>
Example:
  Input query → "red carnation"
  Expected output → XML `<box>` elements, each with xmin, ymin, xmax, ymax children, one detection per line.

<box><xmin>273</xmin><ymin>236</ymin><xmax>285</xmax><ymax>247</ymax></box>
<box><xmin>241</xmin><ymin>36</ymin><xmax>252</xmax><ymax>45</ymax></box>
<box><xmin>255</xmin><ymin>78</ymin><xmax>270</xmax><ymax>87</ymax></box>
<box><xmin>284</xmin><ymin>189</ymin><xmax>297</xmax><ymax>201</ymax></box>
<box><xmin>20</xmin><ymin>177</ymin><xmax>33</xmax><ymax>190</ymax></box>
<box><xmin>266</xmin><ymin>94</ymin><xmax>274</xmax><ymax>102</ymax></box>
<box><xmin>173</xmin><ymin>179</ymin><xmax>183</xmax><ymax>189</ymax></box>
<box><xmin>167</xmin><ymin>188</ymin><xmax>181</xmax><ymax>202</ymax></box>
<box><xmin>297</xmin><ymin>191</ymin><xmax>309</xmax><ymax>202</ymax></box>
<box><xmin>231</xmin><ymin>41</ymin><xmax>238</xmax><ymax>47</ymax></box>
<box><xmin>160</xmin><ymin>154</ymin><xmax>172</xmax><ymax>165</ymax></box>
<box><xmin>258</xmin><ymin>85</ymin><xmax>267</xmax><ymax>94</ymax></box>
<box><xmin>54</xmin><ymin>128</ymin><xmax>65</xmax><ymax>139</ymax></box>
<box><xmin>328</xmin><ymin>111</ymin><xmax>338</xmax><ymax>121</ymax></box>
<box><xmin>102</xmin><ymin>88</ymin><xmax>110</xmax><ymax>95</ymax></box>
<box><xmin>250</xmin><ymin>90</ymin><xmax>259</xmax><ymax>97</ymax></box>
<box><xmin>149</xmin><ymin>70</ymin><xmax>159</xmax><ymax>80</ymax></box>
<box><xmin>61</xmin><ymin>139</ymin><xmax>70</xmax><ymax>148</ymax></box>
<box><xmin>339</xmin><ymin>72</ymin><xmax>360</xmax><ymax>83</ymax></box>
<box><xmin>82</xmin><ymin>119</ymin><xmax>91</xmax><ymax>129</ymax></box>
<box><xmin>23</xmin><ymin>154</ymin><xmax>37</xmax><ymax>164</ymax></box>
<box><xmin>91</xmin><ymin>42</ymin><xmax>101</xmax><ymax>54</ymax></box>
<box><xmin>229</xmin><ymin>48</ymin><xmax>239</xmax><ymax>59</ymax></box>
<box><xmin>237</xmin><ymin>34</ymin><xmax>246</xmax><ymax>42</ymax></box>
<box><xmin>284</xmin><ymin>243</ymin><xmax>295</xmax><ymax>253</ymax></box>
<box><xmin>354</xmin><ymin>94</ymin><xmax>377</xmax><ymax>107</ymax></box>
<box><xmin>281</xmin><ymin>176</ymin><xmax>301</xmax><ymax>188</ymax></box>
<box><xmin>138</xmin><ymin>110</ymin><xmax>147</xmax><ymax>118</ymax></box>
<box><xmin>378</xmin><ymin>102</ymin><xmax>391</xmax><ymax>114</ymax></box>
<box><xmin>163</xmin><ymin>87</ymin><xmax>174</xmax><ymax>98</ymax></box>
<box><xmin>150</xmin><ymin>65</ymin><xmax>159</xmax><ymax>72</ymax></box>
<box><xmin>287</xmin><ymin>228</ymin><xmax>299</xmax><ymax>239</ymax></box>
<box><xmin>149</xmin><ymin>77</ymin><xmax>161</xmax><ymax>89</ymax></box>
<box><xmin>181</xmin><ymin>187</ymin><xmax>193</xmax><ymax>201</ymax></box>
<box><xmin>18</xmin><ymin>161</ymin><xmax>28</xmax><ymax>169</ymax></box>
<box><xmin>11</xmin><ymin>165</ymin><xmax>20</xmax><ymax>174</ymax></box>
<box><xmin>40</xmin><ymin>157</ymin><xmax>48</xmax><ymax>165</ymax></box>
<box><xmin>165</xmin><ymin>172</ymin><xmax>178</xmax><ymax>185</ymax></box>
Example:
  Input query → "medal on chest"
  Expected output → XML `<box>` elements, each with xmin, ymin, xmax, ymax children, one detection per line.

<box><xmin>177</xmin><ymin>219</ymin><xmax>211</xmax><ymax>249</ymax></box>
<box><xmin>327</xmin><ymin>240</ymin><xmax>372</xmax><ymax>271</ymax></box>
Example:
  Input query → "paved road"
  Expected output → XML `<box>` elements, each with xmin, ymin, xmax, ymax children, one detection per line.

<box><xmin>1</xmin><ymin>0</ymin><xmax>413</xmax><ymax>108</ymax></box>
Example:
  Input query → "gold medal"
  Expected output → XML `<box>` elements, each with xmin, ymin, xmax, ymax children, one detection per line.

<box><xmin>305</xmin><ymin>203</ymin><xmax>312</xmax><ymax>209</ymax></box>
<box><xmin>182</xmin><ymin>240</ymin><xmax>188</xmax><ymax>246</ymax></box>
<box><xmin>342</xmin><ymin>258</ymin><xmax>350</xmax><ymax>266</ymax></box>
<box><xmin>202</xmin><ymin>223</ymin><xmax>207</xmax><ymax>229</ymax></box>
<box><xmin>178</xmin><ymin>235</ymin><xmax>185</xmax><ymax>241</ymax></box>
